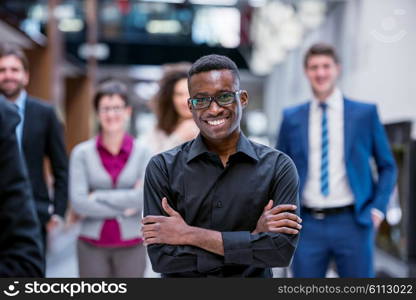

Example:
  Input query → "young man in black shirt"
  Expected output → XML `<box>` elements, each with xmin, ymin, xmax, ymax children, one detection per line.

<box><xmin>143</xmin><ymin>54</ymin><xmax>301</xmax><ymax>277</ymax></box>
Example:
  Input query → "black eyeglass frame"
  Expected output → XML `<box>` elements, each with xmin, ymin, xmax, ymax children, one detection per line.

<box><xmin>188</xmin><ymin>90</ymin><xmax>243</xmax><ymax>110</ymax></box>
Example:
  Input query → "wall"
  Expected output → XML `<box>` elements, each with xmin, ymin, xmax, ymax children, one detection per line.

<box><xmin>343</xmin><ymin>0</ymin><xmax>416</xmax><ymax>134</ymax></box>
<box><xmin>265</xmin><ymin>0</ymin><xmax>416</xmax><ymax>141</ymax></box>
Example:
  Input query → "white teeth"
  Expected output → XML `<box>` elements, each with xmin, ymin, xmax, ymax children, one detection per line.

<box><xmin>207</xmin><ymin>119</ymin><xmax>225</xmax><ymax>126</ymax></box>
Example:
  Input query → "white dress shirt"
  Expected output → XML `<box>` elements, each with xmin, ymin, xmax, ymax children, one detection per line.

<box><xmin>302</xmin><ymin>88</ymin><xmax>355</xmax><ymax>209</ymax></box>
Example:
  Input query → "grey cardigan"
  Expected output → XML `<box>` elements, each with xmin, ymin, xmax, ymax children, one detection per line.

<box><xmin>69</xmin><ymin>137</ymin><xmax>152</xmax><ymax>240</ymax></box>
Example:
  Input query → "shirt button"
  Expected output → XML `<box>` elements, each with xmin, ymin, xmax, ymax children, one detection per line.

<box><xmin>216</xmin><ymin>201</ymin><xmax>222</xmax><ymax>208</ymax></box>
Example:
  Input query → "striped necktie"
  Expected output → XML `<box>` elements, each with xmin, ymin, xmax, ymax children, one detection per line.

<box><xmin>13</xmin><ymin>103</ymin><xmax>23</xmax><ymax>149</ymax></box>
<box><xmin>320</xmin><ymin>102</ymin><xmax>329</xmax><ymax>197</ymax></box>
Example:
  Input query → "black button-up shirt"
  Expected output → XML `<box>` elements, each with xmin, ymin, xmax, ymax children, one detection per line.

<box><xmin>143</xmin><ymin>133</ymin><xmax>299</xmax><ymax>277</ymax></box>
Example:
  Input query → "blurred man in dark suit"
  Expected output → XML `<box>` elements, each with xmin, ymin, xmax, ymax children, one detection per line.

<box><xmin>0</xmin><ymin>44</ymin><xmax>68</xmax><ymax>250</ymax></box>
<box><xmin>0</xmin><ymin>98</ymin><xmax>44</xmax><ymax>277</ymax></box>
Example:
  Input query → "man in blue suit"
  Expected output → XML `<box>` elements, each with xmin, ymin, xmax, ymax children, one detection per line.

<box><xmin>276</xmin><ymin>43</ymin><xmax>397</xmax><ymax>277</ymax></box>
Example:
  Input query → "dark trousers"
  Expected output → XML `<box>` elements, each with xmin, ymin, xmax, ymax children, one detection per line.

<box><xmin>40</xmin><ymin>224</ymin><xmax>47</xmax><ymax>275</ymax></box>
<box><xmin>40</xmin><ymin>225</ymin><xmax>47</xmax><ymax>253</ymax></box>
<box><xmin>292</xmin><ymin>209</ymin><xmax>375</xmax><ymax>277</ymax></box>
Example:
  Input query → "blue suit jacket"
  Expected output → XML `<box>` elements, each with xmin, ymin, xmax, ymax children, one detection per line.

<box><xmin>276</xmin><ymin>98</ymin><xmax>397</xmax><ymax>226</ymax></box>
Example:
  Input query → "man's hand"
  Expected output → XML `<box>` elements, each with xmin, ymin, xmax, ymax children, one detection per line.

<box><xmin>46</xmin><ymin>214</ymin><xmax>64</xmax><ymax>232</ymax></box>
<box><xmin>371</xmin><ymin>209</ymin><xmax>383</xmax><ymax>230</ymax></box>
<box><xmin>252</xmin><ymin>200</ymin><xmax>302</xmax><ymax>234</ymax></box>
<box><xmin>142</xmin><ymin>197</ymin><xmax>190</xmax><ymax>246</ymax></box>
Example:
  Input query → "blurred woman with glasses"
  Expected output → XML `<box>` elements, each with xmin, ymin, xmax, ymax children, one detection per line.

<box><xmin>69</xmin><ymin>80</ymin><xmax>151</xmax><ymax>277</ymax></box>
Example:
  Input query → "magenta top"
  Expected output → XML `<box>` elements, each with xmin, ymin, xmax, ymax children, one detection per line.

<box><xmin>79</xmin><ymin>134</ymin><xmax>143</xmax><ymax>247</ymax></box>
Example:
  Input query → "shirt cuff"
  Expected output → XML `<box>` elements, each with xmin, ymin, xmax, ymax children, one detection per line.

<box><xmin>371</xmin><ymin>208</ymin><xmax>384</xmax><ymax>219</ymax></box>
<box><xmin>222</xmin><ymin>231</ymin><xmax>252</xmax><ymax>265</ymax></box>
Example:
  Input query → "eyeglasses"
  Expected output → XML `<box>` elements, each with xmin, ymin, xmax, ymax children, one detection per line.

<box><xmin>98</xmin><ymin>105</ymin><xmax>126</xmax><ymax>114</ymax></box>
<box><xmin>188</xmin><ymin>90</ymin><xmax>242</xmax><ymax>110</ymax></box>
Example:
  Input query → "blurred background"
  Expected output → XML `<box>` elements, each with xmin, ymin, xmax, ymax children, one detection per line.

<box><xmin>0</xmin><ymin>0</ymin><xmax>415</xmax><ymax>277</ymax></box>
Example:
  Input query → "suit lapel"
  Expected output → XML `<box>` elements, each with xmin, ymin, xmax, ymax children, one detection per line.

<box><xmin>299</xmin><ymin>102</ymin><xmax>310</xmax><ymax>161</ymax></box>
<box><xmin>22</xmin><ymin>97</ymin><xmax>32</xmax><ymax>149</ymax></box>
<box><xmin>343</xmin><ymin>98</ymin><xmax>355</xmax><ymax>160</ymax></box>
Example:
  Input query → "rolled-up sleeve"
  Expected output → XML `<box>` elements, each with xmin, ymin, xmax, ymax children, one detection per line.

<box><xmin>222</xmin><ymin>153</ymin><xmax>300</xmax><ymax>268</ymax></box>
<box><xmin>222</xmin><ymin>231</ymin><xmax>252</xmax><ymax>265</ymax></box>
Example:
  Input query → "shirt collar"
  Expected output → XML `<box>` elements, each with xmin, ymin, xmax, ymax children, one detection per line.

<box><xmin>311</xmin><ymin>87</ymin><xmax>343</xmax><ymax>111</ymax></box>
<box><xmin>96</xmin><ymin>133</ymin><xmax>133</xmax><ymax>155</ymax></box>
<box><xmin>187</xmin><ymin>132</ymin><xmax>259</xmax><ymax>163</ymax></box>
<box><xmin>14</xmin><ymin>90</ymin><xmax>27</xmax><ymax>112</ymax></box>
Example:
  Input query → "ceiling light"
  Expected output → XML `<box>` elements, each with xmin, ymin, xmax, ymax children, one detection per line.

<box><xmin>146</xmin><ymin>20</ymin><xmax>182</xmax><ymax>34</ymax></box>
<box><xmin>141</xmin><ymin>0</ymin><xmax>186</xmax><ymax>3</ymax></box>
<box><xmin>190</xmin><ymin>0</ymin><xmax>238</xmax><ymax>6</ymax></box>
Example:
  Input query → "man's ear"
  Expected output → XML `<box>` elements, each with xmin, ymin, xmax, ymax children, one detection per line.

<box><xmin>239</xmin><ymin>90</ymin><xmax>248</xmax><ymax>109</ymax></box>
<box><xmin>23</xmin><ymin>71</ymin><xmax>29</xmax><ymax>87</ymax></box>
<box><xmin>336</xmin><ymin>63</ymin><xmax>342</xmax><ymax>77</ymax></box>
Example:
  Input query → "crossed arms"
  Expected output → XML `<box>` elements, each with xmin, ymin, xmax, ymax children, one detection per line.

<box><xmin>142</xmin><ymin>156</ymin><xmax>301</xmax><ymax>274</ymax></box>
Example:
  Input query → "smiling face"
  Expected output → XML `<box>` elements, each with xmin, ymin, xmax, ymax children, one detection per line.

<box><xmin>97</xmin><ymin>94</ymin><xmax>131</xmax><ymax>134</ymax></box>
<box><xmin>305</xmin><ymin>54</ymin><xmax>340</xmax><ymax>101</ymax></box>
<box><xmin>188</xmin><ymin>69</ymin><xmax>248</xmax><ymax>142</ymax></box>
<box><xmin>0</xmin><ymin>55</ymin><xmax>29</xmax><ymax>101</ymax></box>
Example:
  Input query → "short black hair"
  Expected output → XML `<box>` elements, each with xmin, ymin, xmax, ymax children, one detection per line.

<box><xmin>304</xmin><ymin>43</ymin><xmax>340</xmax><ymax>68</ymax></box>
<box><xmin>188</xmin><ymin>54</ymin><xmax>240</xmax><ymax>86</ymax></box>
<box><xmin>93</xmin><ymin>80</ymin><xmax>129</xmax><ymax>111</ymax></box>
